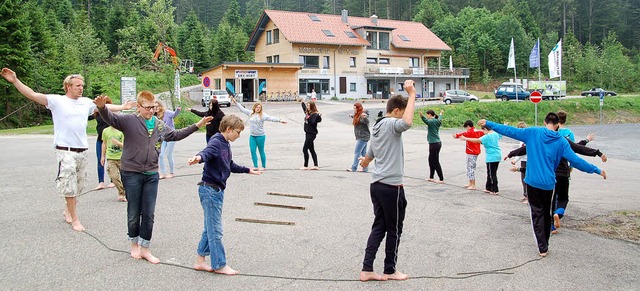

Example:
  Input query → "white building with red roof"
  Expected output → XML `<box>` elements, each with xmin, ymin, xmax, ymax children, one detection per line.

<box><xmin>202</xmin><ymin>9</ymin><xmax>468</xmax><ymax>101</ymax></box>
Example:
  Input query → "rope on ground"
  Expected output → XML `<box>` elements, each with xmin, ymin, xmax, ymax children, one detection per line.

<box><xmin>0</xmin><ymin>102</ymin><xmax>31</xmax><ymax>123</ymax></box>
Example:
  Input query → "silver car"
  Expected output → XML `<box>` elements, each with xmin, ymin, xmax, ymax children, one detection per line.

<box><xmin>202</xmin><ymin>90</ymin><xmax>232</xmax><ymax>107</ymax></box>
<box><xmin>443</xmin><ymin>90</ymin><xmax>479</xmax><ymax>104</ymax></box>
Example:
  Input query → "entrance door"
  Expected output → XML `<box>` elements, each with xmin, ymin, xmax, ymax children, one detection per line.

<box><xmin>367</xmin><ymin>80</ymin><xmax>390</xmax><ymax>99</ymax></box>
<box><xmin>241</xmin><ymin>79</ymin><xmax>254</xmax><ymax>102</ymax></box>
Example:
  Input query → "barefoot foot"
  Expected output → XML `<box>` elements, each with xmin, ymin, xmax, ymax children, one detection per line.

<box><xmin>383</xmin><ymin>271</ymin><xmax>409</xmax><ymax>281</ymax></box>
<box><xmin>436</xmin><ymin>180</ymin><xmax>445</xmax><ymax>184</ymax></box>
<box><xmin>214</xmin><ymin>265</ymin><xmax>239</xmax><ymax>275</ymax></box>
<box><xmin>299</xmin><ymin>166</ymin><xmax>309</xmax><ymax>170</ymax></box>
<box><xmin>426</xmin><ymin>178</ymin><xmax>436</xmax><ymax>182</ymax></box>
<box><xmin>539</xmin><ymin>252</ymin><xmax>548</xmax><ymax>257</ymax></box>
<box><xmin>359</xmin><ymin>271</ymin><xmax>387</xmax><ymax>282</ymax></box>
<box><xmin>63</xmin><ymin>210</ymin><xmax>73</xmax><ymax>224</ymax></box>
<box><xmin>194</xmin><ymin>263</ymin><xmax>213</xmax><ymax>272</ymax></box>
<box><xmin>140</xmin><ymin>248</ymin><xmax>160</xmax><ymax>264</ymax></box>
<box><xmin>71</xmin><ymin>220</ymin><xmax>85</xmax><ymax>232</ymax></box>
<box><xmin>553</xmin><ymin>213</ymin><xmax>561</xmax><ymax>229</ymax></box>
<box><xmin>107</xmin><ymin>182</ymin><xmax>115</xmax><ymax>188</ymax></box>
<box><xmin>93</xmin><ymin>183</ymin><xmax>106</xmax><ymax>190</ymax></box>
<box><xmin>466</xmin><ymin>186</ymin><xmax>477</xmax><ymax>190</ymax></box>
<box><xmin>130</xmin><ymin>244</ymin><xmax>141</xmax><ymax>259</ymax></box>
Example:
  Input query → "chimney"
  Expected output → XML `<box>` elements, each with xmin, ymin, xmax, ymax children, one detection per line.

<box><xmin>371</xmin><ymin>14</ymin><xmax>378</xmax><ymax>26</ymax></box>
<box><xmin>341</xmin><ymin>9</ymin><xmax>348</xmax><ymax>24</ymax></box>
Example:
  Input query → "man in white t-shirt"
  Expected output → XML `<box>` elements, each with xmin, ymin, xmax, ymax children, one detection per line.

<box><xmin>1</xmin><ymin>68</ymin><xmax>131</xmax><ymax>231</ymax></box>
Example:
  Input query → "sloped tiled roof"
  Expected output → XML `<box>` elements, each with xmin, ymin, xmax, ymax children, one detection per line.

<box><xmin>246</xmin><ymin>10</ymin><xmax>451</xmax><ymax>51</ymax></box>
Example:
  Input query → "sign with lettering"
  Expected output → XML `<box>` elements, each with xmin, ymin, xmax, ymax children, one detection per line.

<box><xmin>235</xmin><ymin>70</ymin><xmax>258</xmax><ymax>79</ymax></box>
<box><xmin>299</xmin><ymin>47</ymin><xmax>330</xmax><ymax>54</ymax></box>
<box><xmin>379</xmin><ymin>67</ymin><xmax>404</xmax><ymax>74</ymax></box>
<box><xmin>120</xmin><ymin>77</ymin><xmax>137</xmax><ymax>105</ymax></box>
<box><xmin>337</xmin><ymin>48</ymin><xmax>359</xmax><ymax>55</ymax></box>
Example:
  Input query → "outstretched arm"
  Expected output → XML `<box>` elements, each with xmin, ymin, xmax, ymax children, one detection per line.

<box><xmin>402</xmin><ymin>80</ymin><xmax>416</xmax><ymax>126</ymax></box>
<box><xmin>1</xmin><ymin>68</ymin><xmax>48</xmax><ymax>106</ymax></box>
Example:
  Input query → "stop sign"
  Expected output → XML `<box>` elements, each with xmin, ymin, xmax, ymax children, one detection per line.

<box><xmin>530</xmin><ymin>91</ymin><xmax>542</xmax><ymax>104</ymax></box>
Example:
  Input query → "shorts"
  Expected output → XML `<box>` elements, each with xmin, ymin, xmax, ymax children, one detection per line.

<box><xmin>55</xmin><ymin>149</ymin><xmax>88</xmax><ymax>197</ymax></box>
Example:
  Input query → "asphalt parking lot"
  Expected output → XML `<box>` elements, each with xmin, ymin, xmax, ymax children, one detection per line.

<box><xmin>1</xmin><ymin>100</ymin><xmax>638</xmax><ymax>290</ymax></box>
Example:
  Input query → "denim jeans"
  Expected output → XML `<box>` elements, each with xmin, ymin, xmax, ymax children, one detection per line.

<box><xmin>159</xmin><ymin>141</ymin><xmax>176</xmax><ymax>174</ymax></box>
<box><xmin>96</xmin><ymin>140</ymin><xmax>105</xmax><ymax>183</ymax></box>
<box><xmin>351</xmin><ymin>139</ymin><xmax>368</xmax><ymax>172</ymax></box>
<box><xmin>121</xmin><ymin>170</ymin><xmax>159</xmax><ymax>248</ymax></box>
<box><xmin>196</xmin><ymin>185</ymin><xmax>227</xmax><ymax>270</ymax></box>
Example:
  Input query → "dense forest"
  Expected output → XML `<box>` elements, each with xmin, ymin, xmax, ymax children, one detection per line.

<box><xmin>1</xmin><ymin>0</ymin><xmax>640</xmax><ymax>128</ymax></box>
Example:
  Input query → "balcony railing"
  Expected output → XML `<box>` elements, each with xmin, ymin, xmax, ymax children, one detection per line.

<box><xmin>364</xmin><ymin>67</ymin><xmax>469</xmax><ymax>77</ymax></box>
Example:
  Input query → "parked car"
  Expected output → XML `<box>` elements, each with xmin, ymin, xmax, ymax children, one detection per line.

<box><xmin>202</xmin><ymin>90</ymin><xmax>231</xmax><ymax>107</ymax></box>
<box><xmin>494</xmin><ymin>82</ymin><xmax>530</xmax><ymax>101</ymax></box>
<box><xmin>443</xmin><ymin>90</ymin><xmax>479</xmax><ymax>104</ymax></box>
<box><xmin>581</xmin><ymin>88</ymin><xmax>617</xmax><ymax>97</ymax></box>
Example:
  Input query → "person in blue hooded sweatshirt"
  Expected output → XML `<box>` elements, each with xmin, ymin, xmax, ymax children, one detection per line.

<box><xmin>477</xmin><ymin>112</ymin><xmax>607</xmax><ymax>257</ymax></box>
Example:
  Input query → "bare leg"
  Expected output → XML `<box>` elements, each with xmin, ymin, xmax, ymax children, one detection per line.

<box><xmin>139</xmin><ymin>247</ymin><xmax>160</xmax><ymax>264</ymax></box>
<box><xmin>359</xmin><ymin>271</ymin><xmax>387</xmax><ymax>282</ymax></box>
<box><xmin>214</xmin><ymin>265</ymin><xmax>239</xmax><ymax>275</ymax></box>
<box><xmin>383</xmin><ymin>271</ymin><xmax>409</xmax><ymax>281</ymax></box>
<box><xmin>130</xmin><ymin>243</ymin><xmax>141</xmax><ymax>259</ymax></box>
<box><xmin>194</xmin><ymin>255</ymin><xmax>213</xmax><ymax>272</ymax></box>
<box><xmin>65</xmin><ymin>197</ymin><xmax>85</xmax><ymax>231</ymax></box>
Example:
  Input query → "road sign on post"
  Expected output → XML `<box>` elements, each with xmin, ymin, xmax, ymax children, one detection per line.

<box><xmin>530</xmin><ymin>91</ymin><xmax>542</xmax><ymax>104</ymax></box>
<box><xmin>599</xmin><ymin>90</ymin><xmax>605</xmax><ymax>124</ymax></box>
<box><xmin>530</xmin><ymin>91</ymin><xmax>542</xmax><ymax>126</ymax></box>
<box><xmin>202</xmin><ymin>76</ymin><xmax>211</xmax><ymax>88</ymax></box>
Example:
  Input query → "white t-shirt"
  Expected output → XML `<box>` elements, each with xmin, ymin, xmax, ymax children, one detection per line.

<box><xmin>46</xmin><ymin>94</ymin><xmax>96</xmax><ymax>149</ymax></box>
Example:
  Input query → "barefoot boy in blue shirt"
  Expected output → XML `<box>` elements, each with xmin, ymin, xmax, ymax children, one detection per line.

<box><xmin>188</xmin><ymin>114</ymin><xmax>261</xmax><ymax>275</ymax></box>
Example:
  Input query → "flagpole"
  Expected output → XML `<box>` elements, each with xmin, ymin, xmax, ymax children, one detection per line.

<box><xmin>537</xmin><ymin>38</ymin><xmax>541</xmax><ymax>82</ymax></box>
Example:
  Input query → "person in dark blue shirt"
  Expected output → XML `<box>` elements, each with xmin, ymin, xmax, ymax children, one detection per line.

<box><xmin>188</xmin><ymin>114</ymin><xmax>261</xmax><ymax>275</ymax></box>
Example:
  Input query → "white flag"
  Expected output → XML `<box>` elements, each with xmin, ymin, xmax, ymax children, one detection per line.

<box><xmin>548</xmin><ymin>39</ymin><xmax>562</xmax><ymax>79</ymax></box>
<box><xmin>449</xmin><ymin>55</ymin><xmax>453</xmax><ymax>71</ymax></box>
<box><xmin>507</xmin><ymin>38</ymin><xmax>516</xmax><ymax>69</ymax></box>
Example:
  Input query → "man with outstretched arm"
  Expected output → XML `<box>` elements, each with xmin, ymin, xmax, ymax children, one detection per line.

<box><xmin>1</xmin><ymin>68</ymin><xmax>132</xmax><ymax>232</ymax></box>
<box><xmin>478</xmin><ymin>113</ymin><xmax>606</xmax><ymax>257</ymax></box>
<box><xmin>358</xmin><ymin>79</ymin><xmax>416</xmax><ymax>282</ymax></box>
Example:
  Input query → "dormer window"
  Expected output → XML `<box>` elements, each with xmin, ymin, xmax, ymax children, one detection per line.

<box><xmin>366</xmin><ymin>31</ymin><xmax>389</xmax><ymax>50</ymax></box>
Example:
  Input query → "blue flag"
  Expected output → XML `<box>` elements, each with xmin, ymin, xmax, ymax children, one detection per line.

<box><xmin>529</xmin><ymin>39</ymin><xmax>540</xmax><ymax>68</ymax></box>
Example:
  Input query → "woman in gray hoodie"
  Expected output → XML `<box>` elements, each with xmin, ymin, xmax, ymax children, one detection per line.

<box><xmin>348</xmin><ymin>102</ymin><xmax>370</xmax><ymax>172</ymax></box>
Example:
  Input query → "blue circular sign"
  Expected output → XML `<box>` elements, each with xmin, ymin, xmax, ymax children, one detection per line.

<box><xmin>203</xmin><ymin>76</ymin><xmax>211</xmax><ymax>88</ymax></box>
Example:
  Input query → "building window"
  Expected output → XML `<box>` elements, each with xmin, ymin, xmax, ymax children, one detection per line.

<box><xmin>379</xmin><ymin>58</ymin><xmax>390</xmax><ymax>65</ymax></box>
<box><xmin>379</xmin><ymin>32</ymin><xmax>390</xmax><ymax>50</ymax></box>
<box><xmin>345</xmin><ymin>31</ymin><xmax>357</xmax><ymax>38</ymax></box>
<box><xmin>266</xmin><ymin>30</ymin><xmax>272</xmax><ymax>45</ymax></box>
<box><xmin>322</xmin><ymin>30</ymin><xmax>335</xmax><ymax>37</ymax></box>
<box><xmin>350</xmin><ymin>57</ymin><xmax>356</xmax><ymax>67</ymax></box>
<box><xmin>299</xmin><ymin>55</ymin><xmax>320</xmax><ymax>68</ymax></box>
<box><xmin>409</xmin><ymin>57</ymin><xmax>420</xmax><ymax>68</ymax></box>
<box><xmin>266</xmin><ymin>56</ymin><xmax>273</xmax><ymax>63</ymax></box>
<box><xmin>350</xmin><ymin>83</ymin><xmax>356</xmax><ymax>92</ymax></box>
<box><xmin>366</xmin><ymin>58</ymin><xmax>377</xmax><ymax>64</ymax></box>
<box><xmin>273</xmin><ymin>55</ymin><xmax>280</xmax><ymax>63</ymax></box>
<box><xmin>309</xmin><ymin>14</ymin><xmax>321</xmax><ymax>22</ymax></box>
<box><xmin>366</xmin><ymin>31</ymin><xmax>378</xmax><ymax>50</ymax></box>
<box><xmin>214</xmin><ymin>79</ymin><xmax>221</xmax><ymax>89</ymax></box>
<box><xmin>274</xmin><ymin>29</ymin><xmax>279</xmax><ymax>43</ymax></box>
<box><xmin>399</xmin><ymin>34</ymin><xmax>410</xmax><ymax>41</ymax></box>
<box><xmin>322</xmin><ymin>56</ymin><xmax>330</xmax><ymax>69</ymax></box>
